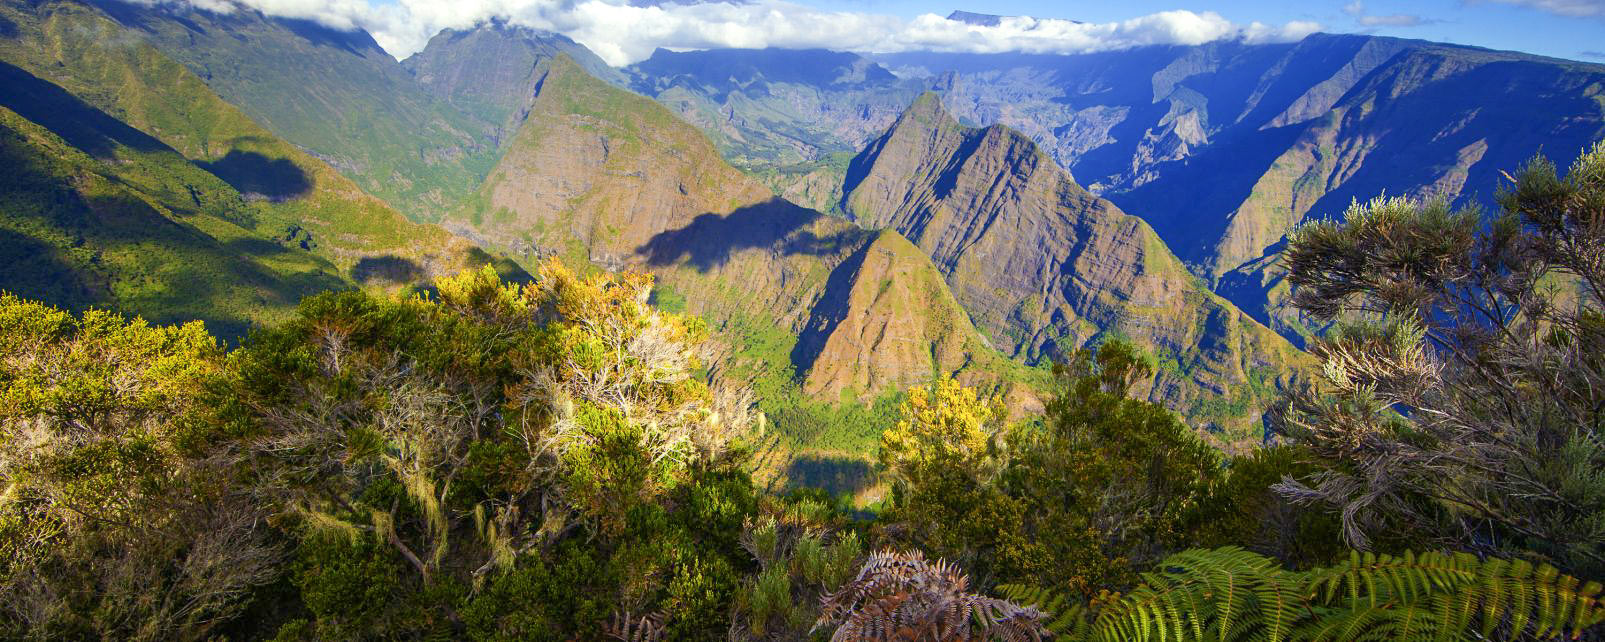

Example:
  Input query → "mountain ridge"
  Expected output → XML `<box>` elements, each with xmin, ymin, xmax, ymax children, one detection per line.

<box><xmin>627</xmin><ymin>36</ymin><xmax>1605</xmax><ymax>344</ymax></box>
<box><xmin>843</xmin><ymin>92</ymin><xmax>1306</xmax><ymax>433</ymax></box>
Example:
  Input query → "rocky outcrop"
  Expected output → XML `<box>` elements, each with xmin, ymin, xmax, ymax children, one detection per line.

<box><xmin>452</xmin><ymin>57</ymin><xmax>1026</xmax><ymax>402</ymax></box>
<box><xmin>635</xmin><ymin>38</ymin><xmax>1605</xmax><ymax>347</ymax></box>
<box><xmin>795</xmin><ymin>230</ymin><xmax>1021</xmax><ymax>400</ymax></box>
<box><xmin>843</xmin><ymin>94</ymin><xmax>1306</xmax><ymax>433</ymax></box>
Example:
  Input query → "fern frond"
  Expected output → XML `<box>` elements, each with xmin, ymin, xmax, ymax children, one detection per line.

<box><xmin>1074</xmin><ymin>547</ymin><xmax>1604</xmax><ymax>642</ymax></box>
<box><xmin>998</xmin><ymin>584</ymin><xmax>1091</xmax><ymax>637</ymax></box>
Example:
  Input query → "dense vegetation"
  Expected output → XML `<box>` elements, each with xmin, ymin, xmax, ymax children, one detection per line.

<box><xmin>3</xmin><ymin>145</ymin><xmax>1605</xmax><ymax>640</ymax></box>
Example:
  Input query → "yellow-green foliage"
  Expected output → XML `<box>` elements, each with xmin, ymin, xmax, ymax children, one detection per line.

<box><xmin>0</xmin><ymin>295</ymin><xmax>275</xmax><ymax>641</ymax></box>
<box><xmin>0</xmin><ymin>294</ymin><xmax>221</xmax><ymax>425</ymax></box>
<box><xmin>218</xmin><ymin>260</ymin><xmax>761</xmax><ymax>638</ymax></box>
<box><xmin>874</xmin><ymin>341</ymin><xmax>1278</xmax><ymax>598</ymax></box>
<box><xmin>878</xmin><ymin>376</ymin><xmax>1009</xmax><ymax>485</ymax></box>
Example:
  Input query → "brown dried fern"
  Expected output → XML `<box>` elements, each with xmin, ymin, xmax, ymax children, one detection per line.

<box><xmin>605</xmin><ymin>610</ymin><xmax>666</xmax><ymax>642</ymax></box>
<box><xmin>816</xmin><ymin>550</ymin><xmax>1049</xmax><ymax>641</ymax></box>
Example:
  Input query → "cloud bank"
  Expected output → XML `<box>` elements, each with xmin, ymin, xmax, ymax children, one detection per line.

<box><xmin>129</xmin><ymin>0</ymin><xmax>1325</xmax><ymax>65</ymax></box>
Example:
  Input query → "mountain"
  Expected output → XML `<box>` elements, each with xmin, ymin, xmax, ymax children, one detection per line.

<box><xmin>625</xmin><ymin>48</ymin><xmax>925</xmax><ymax>211</ymax></box>
<box><xmin>630</xmin><ymin>37</ymin><xmax>1605</xmax><ymax>344</ymax></box>
<box><xmin>445</xmin><ymin>56</ymin><xmax>1037</xmax><ymax>490</ymax></box>
<box><xmin>794</xmin><ymin>229</ymin><xmax>1021</xmax><ymax>400</ymax></box>
<box><xmin>452</xmin><ymin>55</ymin><xmax>1024</xmax><ymax>395</ymax></box>
<box><xmin>402</xmin><ymin>20</ymin><xmax>623</xmax><ymax>131</ymax></box>
<box><xmin>1123</xmin><ymin>42</ymin><xmax>1605</xmax><ymax>338</ymax></box>
<box><xmin>843</xmin><ymin>94</ymin><xmax>1304</xmax><ymax>433</ymax></box>
<box><xmin>81</xmin><ymin>0</ymin><xmax>500</xmax><ymax>222</ymax></box>
<box><xmin>879</xmin><ymin>40</ymin><xmax>1605</xmax><ymax>340</ymax></box>
<box><xmin>0</xmin><ymin>90</ymin><xmax>341</xmax><ymax>341</ymax></box>
<box><xmin>0</xmin><ymin>0</ymin><xmax>512</xmax><ymax>337</ymax></box>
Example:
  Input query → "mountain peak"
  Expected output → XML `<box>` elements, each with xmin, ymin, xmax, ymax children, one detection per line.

<box><xmin>947</xmin><ymin>10</ymin><xmax>1005</xmax><ymax>26</ymax></box>
<box><xmin>878</xmin><ymin>92</ymin><xmax>967</xmax><ymax>145</ymax></box>
<box><xmin>897</xmin><ymin>92</ymin><xmax>954</xmax><ymax>126</ymax></box>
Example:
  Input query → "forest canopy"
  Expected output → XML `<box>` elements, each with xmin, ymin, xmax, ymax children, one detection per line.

<box><xmin>4</xmin><ymin>143</ymin><xmax>1605</xmax><ymax>640</ymax></box>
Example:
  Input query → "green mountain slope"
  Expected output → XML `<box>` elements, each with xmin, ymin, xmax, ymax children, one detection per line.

<box><xmin>843</xmin><ymin>94</ymin><xmax>1306</xmax><ymax>436</ymax></box>
<box><xmin>81</xmin><ymin>0</ymin><xmax>498</xmax><ymax>222</ymax></box>
<box><xmin>794</xmin><ymin>229</ymin><xmax>1024</xmax><ymax>400</ymax></box>
<box><xmin>449</xmin><ymin>56</ymin><xmax>1038</xmax><ymax>493</ymax></box>
<box><xmin>0</xmin><ymin>101</ymin><xmax>340</xmax><ymax>340</ymax></box>
<box><xmin>0</xmin><ymin>0</ymin><xmax>512</xmax><ymax>336</ymax></box>
<box><xmin>455</xmin><ymin>56</ymin><xmax>1027</xmax><ymax>393</ymax></box>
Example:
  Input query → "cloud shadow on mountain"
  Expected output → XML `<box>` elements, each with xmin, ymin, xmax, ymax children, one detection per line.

<box><xmin>634</xmin><ymin>199</ymin><xmax>861</xmax><ymax>272</ymax></box>
<box><xmin>199</xmin><ymin>150</ymin><xmax>313</xmax><ymax>202</ymax></box>
<box><xmin>783</xmin><ymin>454</ymin><xmax>875</xmax><ymax>497</ymax></box>
<box><xmin>0</xmin><ymin>60</ymin><xmax>172</xmax><ymax>158</ymax></box>
<box><xmin>351</xmin><ymin>255</ymin><xmax>425</xmax><ymax>285</ymax></box>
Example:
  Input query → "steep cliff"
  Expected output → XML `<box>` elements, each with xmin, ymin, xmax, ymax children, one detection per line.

<box><xmin>633</xmin><ymin>38</ymin><xmax>1605</xmax><ymax>345</ymax></box>
<box><xmin>1124</xmin><ymin>44</ymin><xmax>1605</xmax><ymax>341</ymax></box>
<box><xmin>795</xmin><ymin>230</ymin><xmax>1020</xmax><ymax>400</ymax></box>
<box><xmin>844</xmin><ymin>94</ymin><xmax>1305</xmax><ymax>433</ymax></box>
<box><xmin>451</xmin><ymin>56</ymin><xmax>1035</xmax><ymax>400</ymax></box>
<box><xmin>451</xmin><ymin>56</ymin><xmax>1037</xmax><ymax>490</ymax></box>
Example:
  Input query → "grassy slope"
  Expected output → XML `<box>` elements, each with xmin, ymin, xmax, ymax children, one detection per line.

<box><xmin>82</xmin><ymin>0</ymin><xmax>496</xmax><ymax>222</ymax></box>
<box><xmin>0</xmin><ymin>0</ymin><xmax>514</xmax><ymax>337</ymax></box>
<box><xmin>0</xmin><ymin>103</ymin><xmax>341</xmax><ymax>340</ymax></box>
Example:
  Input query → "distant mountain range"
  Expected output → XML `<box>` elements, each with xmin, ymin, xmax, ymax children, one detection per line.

<box><xmin>626</xmin><ymin>34</ymin><xmax>1605</xmax><ymax>343</ymax></box>
<box><xmin>3</xmin><ymin>0</ymin><xmax>1601</xmax><ymax>488</ymax></box>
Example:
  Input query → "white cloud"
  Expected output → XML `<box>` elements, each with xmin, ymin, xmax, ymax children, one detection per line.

<box><xmin>128</xmin><ymin>0</ymin><xmax>1327</xmax><ymax>65</ymax></box>
<box><xmin>1341</xmin><ymin>1</ymin><xmax>1436</xmax><ymax>27</ymax></box>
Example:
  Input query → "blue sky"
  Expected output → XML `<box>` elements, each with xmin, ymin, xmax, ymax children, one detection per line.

<box><xmin>802</xmin><ymin>0</ymin><xmax>1605</xmax><ymax>61</ymax></box>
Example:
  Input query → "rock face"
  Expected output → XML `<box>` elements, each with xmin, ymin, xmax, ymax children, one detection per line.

<box><xmin>458</xmin><ymin>55</ymin><xmax>777</xmax><ymax>263</ymax></box>
<box><xmin>1119</xmin><ymin>44</ymin><xmax>1605</xmax><ymax>341</ymax></box>
<box><xmin>632</xmin><ymin>38</ymin><xmax>1605</xmax><ymax>345</ymax></box>
<box><xmin>451</xmin><ymin>56</ymin><xmax>1026</xmax><ymax>403</ymax></box>
<box><xmin>795</xmin><ymin>230</ymin><xmax>1015</xmax><ymax>399</ymax></box>
<box><xmin>844</xmin><ymin>94</ymin><xmax>1305</xmax><ymax>431</ymax></box>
